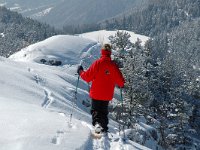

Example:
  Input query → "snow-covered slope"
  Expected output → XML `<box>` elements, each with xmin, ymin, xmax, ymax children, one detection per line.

<box><xmin>9</xmin><ymin>35</ymin><xmax>100</xmax><ymax>66</ymax></box>
<box><xmin>0</xmin><ymin>96</ymin><xmax>90</xmax><ymax>150</ymax></box>
<box><xmin>80</xmin><ymin>30</ymin><xmax>149</xmax><ymax>46</ymax></box>
<box><xmin>0</xmin><ymin>56</ymin><xmax>91</xmax><ymax>150</ymax></box>
<box><xmin>1</xmin><ymin>30</ymin><xmax>152</xmax><ymax>149</ymax></box>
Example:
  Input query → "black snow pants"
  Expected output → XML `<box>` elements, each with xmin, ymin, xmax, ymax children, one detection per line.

<box><xmin>91</xmin><ymin>99</ymin><xmax>109</xmax><ymax>132</ymax></box>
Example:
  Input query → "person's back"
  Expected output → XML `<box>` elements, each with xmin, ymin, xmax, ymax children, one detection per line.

<box><xmin>77</xmin><ymin>43</ymin><xmax>125</xmax><ymax>133</ymax></box>
<box><xmin>87</xmin><ymin>50</ymin><xmax>124</xmax><ymax>100</ymax></box>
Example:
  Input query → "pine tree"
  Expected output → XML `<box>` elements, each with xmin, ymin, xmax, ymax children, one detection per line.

<box><xmin>109</xmin><ymin>30</ymin><xmax>132</xmax><ymax>60</ymax></box>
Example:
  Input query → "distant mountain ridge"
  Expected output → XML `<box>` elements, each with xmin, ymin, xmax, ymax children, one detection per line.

<box><xmin>0</xmin><ymin>0</ymin><xmax>148</xmax><ymax>29</ymax></box>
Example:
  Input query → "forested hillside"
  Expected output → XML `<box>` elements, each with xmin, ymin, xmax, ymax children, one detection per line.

<box><xmin>69</xmin><ymin>0</ymin><xmax>200</xmax><ymax>36</ymax></box>
<box><xmin>0</xmin><ymin>7</ymin><xmax>58</xmax><ymax>57</ymax></box>
<box><xmin>100</xmin><ymin>0</ymin><xmax>200</xmax><ymax>36</ymax></box>
<box><xmin>109</xmin><ymin>28</ymin><xmax>199</xmax><ymax>149</ymax></box>
<box><xmin>103</xmin><ymin>1</ymin><xmax>200</xmax><ymax>149</ymax></box>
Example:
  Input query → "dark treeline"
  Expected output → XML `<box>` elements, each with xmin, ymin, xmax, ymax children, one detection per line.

<box><xmin>0</xmin><ymin>7</ymin><xmax>60</xmax><ymax>57</ymax></box>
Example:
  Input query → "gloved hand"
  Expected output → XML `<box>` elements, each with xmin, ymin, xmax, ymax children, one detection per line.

<box><xmin>77</xmin><ymin>65</ymin><xmax>83</xmax><ymax>75</ymax></box>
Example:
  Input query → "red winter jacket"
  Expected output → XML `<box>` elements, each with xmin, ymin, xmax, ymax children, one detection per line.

<box><xmin>80</xmin><ymin>49</ymin><xmax>125</xmax><ymax>101</ymax></box>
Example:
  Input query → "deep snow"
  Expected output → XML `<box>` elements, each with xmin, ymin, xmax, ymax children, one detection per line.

<box><xmin>0</xmin><ymin>30</ymin><xmax>151</xmax><ymax>150</ymax></box>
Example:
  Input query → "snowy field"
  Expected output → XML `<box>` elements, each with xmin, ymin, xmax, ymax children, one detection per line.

<box><xmin>0</xmin><ymin>30</ymin><xmax>152</xmax><ymax>150</ymax></box>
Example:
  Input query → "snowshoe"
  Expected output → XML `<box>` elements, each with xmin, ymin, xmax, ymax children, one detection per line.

<box><xmin>91</xmin><ymin>123</ymin><xmax>103</xmax><ymax>139</ymax></box>
<box><xmin>91</xmin><ymin>131</ymin><xmax>103</xmax><ymax>139</ymax></box>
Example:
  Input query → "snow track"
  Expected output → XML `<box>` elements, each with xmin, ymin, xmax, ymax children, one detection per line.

<box><xmin>51</xmin><ymin>130</ymin><xmax>65</xmax><ymax>145</ymax></box>
<box><xmin>42</xmin><ymin>88</ymin><xmax>54</xmax><ymax>108</ymax></box>
<box><xmin>81</xmin><ymin>121</ymin><xmax>152</xmax><ymax>150</ymax></box>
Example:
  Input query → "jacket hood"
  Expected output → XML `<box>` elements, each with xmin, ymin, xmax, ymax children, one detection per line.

<box><xmin>101</xmin><ymin>49</ymin><xmax>111</xmax><ymax>57</ymax></box>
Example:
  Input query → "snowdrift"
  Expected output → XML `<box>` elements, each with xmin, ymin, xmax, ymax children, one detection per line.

<box><xmin>9</xmin><ymin>35</ymin><xmax>99</xmax><ymax>66</ymax></box>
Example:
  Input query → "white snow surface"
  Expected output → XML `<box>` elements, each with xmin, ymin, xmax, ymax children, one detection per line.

<box><xmin>1</xmin><ymin>30</ymin><xmax>152</xmax><ymax>150</ymax></box>
<box><xmin>79</xmin><ymin>30</ymin><xmax>149</xmax><ymax>46</ymax></box>
<box><xmin>10</xmin><ymin>35</ymin><xmax>98</xmax><ymax>65</ymax></box>
<box><xmin>0</xmin><ymin>32</ymin><xmax>5</xmax><ymax>37</ymax></box>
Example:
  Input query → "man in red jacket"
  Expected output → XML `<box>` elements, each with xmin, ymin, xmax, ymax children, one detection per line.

<box><xmin>77</xmin><ymin>44</ymin><xmax>125</xmax><ymax>134</ymax></box>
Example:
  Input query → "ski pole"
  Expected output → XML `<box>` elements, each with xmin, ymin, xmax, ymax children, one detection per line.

<box><xmin>70</xmin><ymin>74</ymin><xmax>80</xmax><ymax>123</ymax></box>
<box><xmin>70</xmin><ymin>61</ymin><xmax>83</xmax><ymax>123</ymax></box>
<box><xmin>120</xmin><ymin>88</ymin><xmax>126</xmax><ymax>140</ymax></box>
<box><xmin>118</xmin><ymin>88</ymin><xmax>122</xmax><ymax>136</ymax></box>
